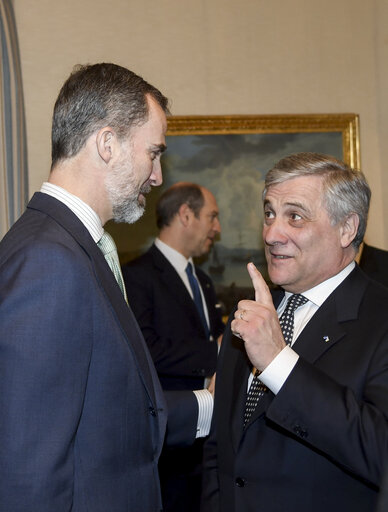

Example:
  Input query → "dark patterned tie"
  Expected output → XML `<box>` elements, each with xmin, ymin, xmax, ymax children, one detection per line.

<box><xmin>185</xmin><ymin>262</ymin><xmax>210</xmax><ymax>338</ymax></box>
<box><xmin>243</xmin><ymin>293</ymin><xmax>308</xmax><ymax>426</ymax></box>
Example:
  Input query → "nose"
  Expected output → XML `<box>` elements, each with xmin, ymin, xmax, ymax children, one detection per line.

<box><xmin>213</xmin><ymin>217</ymin><xmax>221</xmax><ymax>234</ymax></box>
<box><xmin>150</xmin><ymin>160</ymin><xmax>163</xmax><ymax>186</ymax></box>
<box><xmin>263</xmin><ymin>218</ymin><xmax>288</xmax><ymax>246</ymax></box>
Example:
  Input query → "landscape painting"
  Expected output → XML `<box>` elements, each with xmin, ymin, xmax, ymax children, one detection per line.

<box><xmin>108</xmin><ymin>114</ymin><xmax>360</xmax><ymax>315</ymax></box>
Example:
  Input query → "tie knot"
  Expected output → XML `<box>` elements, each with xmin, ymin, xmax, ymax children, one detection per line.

<box><xmin>284</xmin><ymin>293</ymin><xmax>308</xmax><ymax>313</ymax></box>
<box><xmin>97</xmin><ymin>231</ymin><xmax>116</xmax><ymax>257</ymax></box>
<box><xmin>185</xmin><ymin>262</ymin><xmax>194</xmax><ymax>276</ymax></box>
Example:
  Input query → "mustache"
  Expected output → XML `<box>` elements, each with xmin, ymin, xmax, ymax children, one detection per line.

<box><xmin>139</xmin><ymin>181</ymin><xmax>152</xmax><ymax>195</ymax></box>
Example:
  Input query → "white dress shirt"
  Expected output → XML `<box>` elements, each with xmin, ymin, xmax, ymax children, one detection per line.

<box><xmin>40</xmin><ymin>182</ymin><xmax>104</xmax><ymax>242</ymax></box>
<box><xmin>251</xmin><ymin>261</ymin><xmax>356</xmax><ymax>394</ymax></box>
<box><xmin>154</xmin><ymin>238</ymin><xmax>211</xmax><ymax>329</ymax></box>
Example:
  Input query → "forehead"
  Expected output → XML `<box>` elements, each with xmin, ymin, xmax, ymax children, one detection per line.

<box><xmin>148</xmin><ymin>95</ymin><xmax>167</xmax><ymax>130</ymax></box>
<box><xmin>133</xmin><ymin>95</ymin><xmax>167</xmax><ymax>137</ymax></box>
<box><xmin>201</xmin><ymin>188</ymin><xmax>218</xmax><ymax>210</ymax></box>
<box><xmin>265</xmin><ymin>175</ymin><xmax>324</xmax><ymax>207</ymax></box>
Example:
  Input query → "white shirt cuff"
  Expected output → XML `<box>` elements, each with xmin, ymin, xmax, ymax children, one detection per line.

<box><xmin>193</xmin><ymin>389</ymin><xmax>213</xmax><ymax>438</ymax></box>
<box><xmin>259</xmin><ymin>345</ymin><xmax>299</xmax><ymax>394</ymax></box>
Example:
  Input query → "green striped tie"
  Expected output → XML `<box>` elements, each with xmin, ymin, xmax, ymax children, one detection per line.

<box><xmin>97</xmin><ymin>231</ymin><xmax>128</xmax><ymax>304</ymax></box>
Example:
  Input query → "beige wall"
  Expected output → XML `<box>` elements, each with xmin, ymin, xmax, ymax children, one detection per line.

<box><xmin>13</xmin><ymin>0</ymin><xmax>388</xmax><ymax>248</ymax></box>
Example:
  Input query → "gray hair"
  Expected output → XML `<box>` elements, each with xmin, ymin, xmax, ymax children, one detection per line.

<box><xmin>51</xmin><ymin>63</ymin><xmax>169</xmax><ymax>168</ymax></box>
<box><xmin>264</xmin><ymin>152</ymin><xmax>371</xmax><ymax>249</ymax></box>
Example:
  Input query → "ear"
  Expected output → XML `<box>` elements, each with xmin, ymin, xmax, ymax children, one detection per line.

<box><xmin>340</xmin><ymin>213</ymin><xmax>359</xmax><ymax>248</ymax></box>
<box><xmin>96</xmin><ymin>127</ymin><xmax>116</xmax><ymax>164</ymax></box>
<box><xmin>177</xmin><ymin>203</ymin><xmax>193</xmax><ymax>227</ymax></box>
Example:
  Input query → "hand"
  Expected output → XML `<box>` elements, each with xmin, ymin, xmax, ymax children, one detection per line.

<box><xmin>230</xmin><ymin>262</ymin><xmax>285</xmax><ymax>372</ymax></box>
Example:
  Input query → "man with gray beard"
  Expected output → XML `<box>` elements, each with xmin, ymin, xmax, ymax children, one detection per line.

<box><xmin>0</xmin><ymin>63</ymin><xmax>200</xmax><ymax>512</ymax></box>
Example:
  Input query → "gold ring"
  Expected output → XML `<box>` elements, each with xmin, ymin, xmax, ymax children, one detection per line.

<box><xmin>240</xmin><ymin>310</ymin><xmax>245</xmax><ymax>320</ymax></box>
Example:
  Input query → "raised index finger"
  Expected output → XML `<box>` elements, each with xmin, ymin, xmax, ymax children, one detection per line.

<box><xmin>247</xmin><ymin>262</ymin><xmax>273</xmax><ymax>306</ymax></box>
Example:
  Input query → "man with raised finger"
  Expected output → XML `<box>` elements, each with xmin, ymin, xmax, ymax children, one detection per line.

<box><xmin>201</xmin><ymin>152</ymin><xmax>388</xmax><ymax>512</ymax></box>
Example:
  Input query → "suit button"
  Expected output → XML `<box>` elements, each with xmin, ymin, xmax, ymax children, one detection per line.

<box><xmin>235</xmin><ymin>477</ymin><xmax>246</xmax><ymax>487</ymax></box>
<box><xmin>300</xmin><ymin>429</ymin><xmax>308</xmax><ymax>438</ymax></box>
<box><xmin>149</xmin><ymin>407</ymin><xmax>156</xmax><ymax>417</ymax></box>
<box><xmin>293</xmin><ymin>424</ymin><xmax>308</xmax><ymax>438</ymax></box>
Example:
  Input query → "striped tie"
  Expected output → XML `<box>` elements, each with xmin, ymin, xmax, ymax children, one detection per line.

<box><xmin>97</xmin><ymin>231</ymin><xmax>128</xmax><ymax>304</ymax></box>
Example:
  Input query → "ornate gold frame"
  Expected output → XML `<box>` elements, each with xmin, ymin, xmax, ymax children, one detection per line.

<box><xmin>167</xmin><ymin>113</ymin><xmax>360</xmax><ymax>168</ymax></box>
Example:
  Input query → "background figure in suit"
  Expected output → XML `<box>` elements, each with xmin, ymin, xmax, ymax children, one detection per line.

<box><xmin>0</xmin><ymin>63</ymin><xmax>199</xmax><ymax>512</ymax></box>
<box><xmin>123</xmin><ymin>182</ymin><xmax>225</xmax><ymax>511</ymax></box>
<box><xmin>359</xmin><ymin>242</ymin><xmax>388</xmax><ymax>288</ymax></box>
<box><xmin>201</xmin><ymin>153</ymin><xmax>388</xmax><ymax>512</ymax></box>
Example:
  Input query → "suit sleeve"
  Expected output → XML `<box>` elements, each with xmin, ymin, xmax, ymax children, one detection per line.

<box><xmin>122</xmin><ymin>263</ymin><xmax>219</xmax><ymax>378</ymax></box>
<box><xmin>164</xmin><ymin>390</ymin><xmax>198</xmax><ymax>447</ymax></box>
<box><xmin>267</xmin><ymin>332</ymin><xmax>388</xmax><ymax>486</ymax></box>
<box><xmin>0</xmin><ymin>241</ymin><xmax>93</xmax><ymax>511</ymax></box>
<box><xmin>201</xmin><ymin>408</ymin><xmax>221</xmax><ymax>512</ymax></box>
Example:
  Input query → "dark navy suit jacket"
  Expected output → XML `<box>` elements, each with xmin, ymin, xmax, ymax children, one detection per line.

<box><xmin>202</xmin><ymin>267</ymin><xmax>388</xmax><ymax>512</ymax></box>
<box><xmin>0</xmin><ymin>193</ymin><xmax>195</xmax><ymax>512</ymax></box>
<box><xmin>359</xmin><ymin>242</ymin><xmax>388</xmax><ymax>288</ymax></box>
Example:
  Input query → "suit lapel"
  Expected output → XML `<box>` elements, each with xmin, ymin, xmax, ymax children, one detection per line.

<box><xmin>150</xmin><ymin>245</ymin><xmax>209</xmax><ymax>337</ymax></box>
<box><xmin>291</xmin><ymin>300</ymin><xmax>346</xmax><ymax>362</ymax></box>
<box><xmin>219</xmin><ymin>309</ymin><xmax>255</xmax><ymax>451</ymax></box>
<box><xmin>28</xmin><ymin>193</ymin><xmax>164</xmax><ymax>415</ymax></box>
<box><xmin>231</xmin><ymin>351</ymin><xmax>251</xmax><ymax>451</ymax></box>
<box><xmin>291</xmin><ymin>267</ymin><xmax>367</xmax><ymax>363</ymax></box>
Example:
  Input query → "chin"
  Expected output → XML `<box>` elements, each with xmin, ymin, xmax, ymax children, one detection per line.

<box><xmin>112</xmin><ymin>200</ymin><xmax>145</xmax><ymax>224</ymax></box>
<box><xmin>268</xmin><ymin>270</ymin><xmax>287</xmax><ymax>288</ymax></box>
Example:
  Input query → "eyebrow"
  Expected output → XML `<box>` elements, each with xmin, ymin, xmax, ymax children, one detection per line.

<box><xmin>264</xmin><ymin>199</ymin><xmax>312</xmax><ymax>215</ymax></box>
<box><xmin>150</xmin><ymin>143</ymin><xmax>167</xmax><ymax>155</ymax></box>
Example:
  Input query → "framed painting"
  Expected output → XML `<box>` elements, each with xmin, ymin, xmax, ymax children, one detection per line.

<box><xmin>108</xmin><ymin>113</ymin><xmax>360</xmax><ymax>315</ymax></box>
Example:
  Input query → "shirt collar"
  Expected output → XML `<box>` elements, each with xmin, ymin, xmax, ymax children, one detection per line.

<box><xmin>40</xmin><ymin>182</ymin><xmax>104</xmax><ymax>242</ymax></box>
<box><xmin>283</xmin><ymin>261</ymin><xmax>356</xmax><ymax>307</ymax></box>
<box><xmin>154</xmin><ymin>238</ymin><xmax>192</xmax><ymax>274</ymax></box>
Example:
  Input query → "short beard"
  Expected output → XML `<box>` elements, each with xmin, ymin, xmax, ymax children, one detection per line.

<box><xmin>112</xmin><ymin>196</ymin><xmax>145</xmax><ymax>224</ymax></box>
<box><xmin>105</xmin><ymin>160</ymin><xmax>150</xmax><ymax>225</ymax></box>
